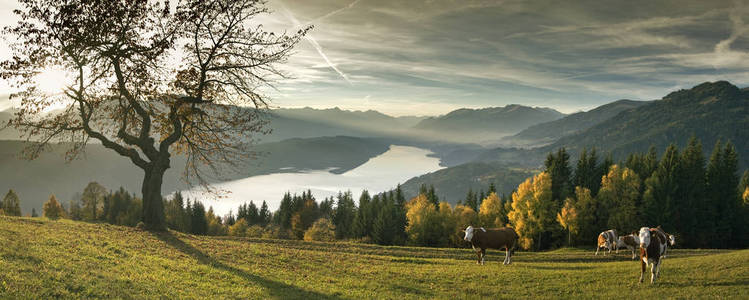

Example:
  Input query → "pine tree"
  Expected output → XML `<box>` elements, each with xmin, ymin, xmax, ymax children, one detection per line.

<box><xmin>259</xmin><ymin>201</ymin><xmax>271</xmax><ymax>226</ymax></box>
<box><xmin>427</xmin><ymin>185</ymin><xmax>439</xmax><ymax>209</ymax></box>
<box><xmin>31</xmin><ymin>208</ymin><xmax>38</xmax><ymax>218</ymax></box>
<box><xmin>352</xmin><ymin>190</ymin><xmax>372</xmax><ymax>238</ymax></box>
<box><xmin>276</xmin><ymin>192</ymin><xmax>293</xmax><ymax>229</ymax></box>
<box><xmin>642</xmin><ymin>145</ymin><xmax>680</xmax><ymax>229</ymax></box>
<box><xmin>574</xmin><ymin>148</ymin><xmax>599</xmax><ymax>194</ymax></box>
<box><xmin>43</xmin><ymin>195</ymin><xmax>64</xmax><ymax>220</ymax></box>
<box><xmin>190</xmin><ymin>201</ymin><xmax>208</xmax><ymax>235</ymax></box>
<box><xmin>332</xmin><ymin>191</ymin><xmax>356</xmax><ymax>239</ymax></box>
<box><xmin>2</xmin><ymin>189</ymin><xmax>22</xmax><ymax>216</ymax></box>
<box><xmin>675</xmin><ymin>137</ymin><xmax>706</xmax><ymax>247</ymax></box>
<box><xmin>545</xmin><ymin>148</ymin><xmax>573</xmax><ymax>204</ymax></box>
<box><xmin>247</xmin><ymin>201</ymin><xmax>259</xmax><ymax>225</ymax></box>
<box><xmin>705</xmin><ymin>141</ymin><xmax>741</xmax><ymax>248</ymax></box>
<box><xmin>465</xmin><ymin>189</ymin><xmax>478</xmax><ymax>211</ymax></box>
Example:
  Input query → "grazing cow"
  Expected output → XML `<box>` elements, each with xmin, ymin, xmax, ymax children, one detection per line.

<box><xmin>650</xmin><ymin>226</ymin><xmax>675</xmax><ymax>258</ymax></box>
<box><xmin>617</xmin><ymin>233</ymin><xmax>640</xmax><ymax>260</ymax></box>
<box><xmin>463</xmin><ymin>226</ymin><xmax>518</xmax><ymax>265</ymax></box>
<box><xmin>595</xmin><ymin>229</ymin><xmax>618</xmax><ymax>256</ymax></box>
<box><xmin>638</xmin><ymin>227</ymin><xmax>666</xmax><ymax>284</ymax></box>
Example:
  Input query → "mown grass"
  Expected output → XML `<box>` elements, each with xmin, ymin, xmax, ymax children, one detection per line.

<box><xmin>0</xmin><ymin>216</ymin><xmax>747</xmax><ymax>299</ymax></box>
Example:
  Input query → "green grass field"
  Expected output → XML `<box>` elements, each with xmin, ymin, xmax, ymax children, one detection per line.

<box><xmin>1</xmin><ymin>216</ymin><xmax>747</xmax><ymax>299</ymax></box>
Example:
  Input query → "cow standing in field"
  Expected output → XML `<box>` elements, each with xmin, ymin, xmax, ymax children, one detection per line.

<box><xmin>617</xmin><ymin>233</ymin><xmax>640</xmax><ymax>260</ymax></box>
<box><xmin>650</xmin><ymin>226</ymin><xmax>676</xmax><ymax>258</ymax></box>
<box><xmin>463</xmin><ymin>226</ymin><xmax>518</xmax><ymax>265</ymax></box>
<box><xmin>595</xmin><ymin>229</ymin><xmax>618</xmax><ymax>256</ymax></box>
<box><xmin>638</xmin><ymin>227</ymin><xmax>666</xmax><ymax>284</ymax></box>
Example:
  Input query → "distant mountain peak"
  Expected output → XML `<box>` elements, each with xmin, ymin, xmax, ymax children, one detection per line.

<box><xmin>664</xmin><ymin>81</ymin><xmax>742</xmax><ymax>104</ymax></box>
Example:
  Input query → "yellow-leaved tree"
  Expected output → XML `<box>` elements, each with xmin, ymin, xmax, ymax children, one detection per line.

<box><xmin>43</xmin><ymin>195</ymin><xmax>64</xmax><ymax>220</ymax></box>
<box><xmin>556</xmin><ymin>197</ymin><xmax>579</xmax><ymax>246</ymax></box>
<box><xmin>451</xmin><ymin>204</ymin><xmax>478</xmax><ymax>246</ymax></box>
<box><xmin>508</xmin><ymin>172</ymin><xmax>555</xmax><ymax>250</ymax></box>
<box><xmin>405</xmin><ymin>194</ymin><xmax>444</xmax><ymax>246</ymax></box>
<box><xmin>598</xmin><ymin>164</ymin><xmax>641</xmax><ymax>232</ymax></box>
<box><xmin>479</xmin><ymin>192</ymin><xmax>504</xmax><ymax>227</ymax></box>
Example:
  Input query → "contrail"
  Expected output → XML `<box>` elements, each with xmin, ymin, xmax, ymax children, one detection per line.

<box><xmin>278</xmin><ymin>1</ymin><xmax>354</xmax><ymax>85</ymax></box>
<box><xmin>300</xmin><ymin>0</ymin><xmax>362</xmax><ymax>28</ymax></box>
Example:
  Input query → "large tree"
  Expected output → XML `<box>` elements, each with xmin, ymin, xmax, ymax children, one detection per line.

<box><xmin>2</xmin><ymin>0</ymin><xmax>308</xmax><ymax>229</ymax></box>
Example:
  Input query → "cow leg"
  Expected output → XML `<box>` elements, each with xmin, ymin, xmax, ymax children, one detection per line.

<box><xmin>650</xmin><ymin>259</ymin><xmax>657</xmax><ymax>284</ymax></box>
<box><xmin>476</xmin><ymin>250</ymin><xmax>482</xmax><ymax>265</ymax></box>
<box><xmin>639</xmin><ymin>259</ymin><xmax>645</xmax><ymax>283</ymax></box>
<box><xmin>654</xmin><ymin>259</ymin><xmax>662</xmax><ymax>282</ymax></box>
<box><xmin>481</xmin><ymin>249</ymin><xmax>486</xmax><ymax>265</ymax></box>
<box><xmin>503</xmin><ymin>248</ymin><xmax>509</xmax><ymax>265</ymax></box>
<box><xmin>631</xmin><ymin>249</ymin><xmax>636</xmax><ymax>260</ymax></box>
<box><xmin>595</xmin><ymin>246</ymin><xmax>599</xmax><ymax>256</ymax></box>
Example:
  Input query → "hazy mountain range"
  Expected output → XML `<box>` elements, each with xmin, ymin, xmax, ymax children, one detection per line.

<box><xmin>2</xmin><ymin>81</ymin><xmax>747</xmax><ymax>210</ymax></box>
<box><xmin>413</xmin><ymin>105</ymin><xmax>565</xmax><ymax>144</ymax></box>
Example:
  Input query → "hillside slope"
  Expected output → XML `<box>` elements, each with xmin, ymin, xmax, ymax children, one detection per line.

<box><xmin>1</xmin><ymin>217</ymin><xmax>747</xmax><ymax>299</ymax></box>
<box><xmin>398</xmin><ymin>162</ymin><xmax>537</xmax><ymax>203</ymax></box>
<box><xmin>546</xmin><ymin>81</ymin><xmax>749</xmax><ymax>167</ymax></box>
<box><xmin>501</xmin><ymin>99</ymin><xmax>649</xmax><ymax>147</ymax></box>
<box><xmin>413</xmin><ymin>105</ymin><xmax>565</xmax><ymax>144</ymax></box>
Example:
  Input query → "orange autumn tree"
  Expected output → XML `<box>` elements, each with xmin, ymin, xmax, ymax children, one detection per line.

<box><xmin>3</xmin><ymin>0</ymin><xmax>309</xmax><ymax>229</ymax></box>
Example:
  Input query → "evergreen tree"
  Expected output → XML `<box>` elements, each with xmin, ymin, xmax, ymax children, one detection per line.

<box><xmin>488</xmin><ymin>182</ymin><xmax>497</xmax><ymax>194</ymax></box>
<box><xmin>276</xmin><ymin>192</ymin><xmax>293</xmax><ymax>229</ymax></box>
<box><xmin>574</xmin><ymin>148</ymin><xmax>599</xmax><ymax>195</ymax></box>
<box><xmin>706</xmin><ymin>141</ymin><xmax>741</xmax><ymax>248</ymax></box>
<box><xmin>31</xmin><ymin>208</ymin><xmax>38</xmax><ymax>218</ymax></box>
<box><xmin>427</xmin><ymin>185</ymin><xmax>439</xmax><ymax>209</ymax></box>
<box><xmin>247</xmin><ymin>201</ymin><xmax>259</xmax><ymax>225</ymax></box>
<box><xmin>675</xmin><ymin>137</ymin><xmax>706</xmax><ymax>247</ymax></box>
<box><xmin>395</xmin><ymin>184</ymin><xmax>406</xmax><ymax>207</ymax></box>
<box><xmin>332</xmin><ymin>191</ymin><xmax>356</xmax><ymax>239</ymax></box>
<box><xmin>190</xmin><ymin>201</ymin><xmax>208</xmax><ymax>235</ymax></box>
<box><xmin>545</xmin><ymin>148</ymin><xmax>573</xmax><ymax>204</ymax></box>
<box><xmin>594</xmin><ymin>154</ymin><xmax>614</xmax><ymax>197</ymax></box>
<box><xmin>291</xmin><ymin>198</ymin><xmax>319</xmax><ymax>239</ymax></box>
<box><xmin>2</xmin><ymin>189</ymin><xmax>22</xmax><ymax>216</ymax></box>
<box><xmin>464</xmin><ymin>189</ymin><xmax>478</xmax><ymax>211</ymax></box>
<box><xmin>352</xmin><ymin>190</ymin><xmax>372</xmax><ymax>238</ymax></box>
<box><xmin>572</xmin><ymin>186</ymin><xmax>598</xmax><ymax>245</ymax></box>
<box><xmin>165</xmin><ymin>191</ymin><xmax>189</xmax><ymax>232</ymax></box>
<box><xmin>259</xmin><ymin>201</ymin><xmax>271</xmax><ymax>226</ymax></box>
<box><xmin>642</xmin><ymin>145</ymin><xmax>680</xmax><ymax>230</ymax></box>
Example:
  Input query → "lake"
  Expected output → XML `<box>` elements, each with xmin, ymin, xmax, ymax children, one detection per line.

<box><xmin>184</xmin><ymin>145</ymin><xmax>444</xmax><ymax>216</ymax></box>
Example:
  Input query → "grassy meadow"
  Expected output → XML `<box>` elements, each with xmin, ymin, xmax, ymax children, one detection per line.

<box><xmin>0</xmin><ymin>216</ymin><xmax>747</xmax><ymax>299</ymax></box>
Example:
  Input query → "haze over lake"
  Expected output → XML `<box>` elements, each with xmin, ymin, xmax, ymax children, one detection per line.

<box><xmin>186</xmin><ymin>145</ymin><xmax>443</xmax><ymax>216</ymax></box>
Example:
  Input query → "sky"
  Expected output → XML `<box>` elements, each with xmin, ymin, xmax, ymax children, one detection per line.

<box><xmin>2</xmin><ymin>0</ymin><xmax>749</xmax><ymax>115</ymax></box>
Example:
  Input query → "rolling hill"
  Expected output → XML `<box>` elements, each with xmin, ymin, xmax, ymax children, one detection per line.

<box><xmin>0</xmin><ymin>136</ymin><xmax>390</xmax><ymax>214</ymax></box>
<box><xmin>1</xmin><ymin>217</ymin><xmax>747</xmax><ymax>298</ymax></box>
<box><xmin>413</xmin><ymin>105</ymin><xmax>565</xmax><ymax>144</ymax></box>
<box><xmin>500</xmin><ymin>99</ymin><xmax>649</xmax><ymax>147</ymax></box>
<box><xmin>397</xmin><ymin>162</ymin><xmax>538</xmax><ymax>204</ymax></box>
<box><xmin>546</xmin><ymin>81</ymin><xmax>749</xmax><ymax>167</ymax></box>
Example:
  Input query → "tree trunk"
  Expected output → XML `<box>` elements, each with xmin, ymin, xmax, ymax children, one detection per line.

<box><xmin>141</xmin><ymin>163</ymin><xmax>168</xmax><ymax>231</ymax></box>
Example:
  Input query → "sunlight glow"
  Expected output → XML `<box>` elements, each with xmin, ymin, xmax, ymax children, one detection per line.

<box><xmin>34</xmin><ymin>67</ymin><xmax>72</xmax><ymax>95</ymax></box>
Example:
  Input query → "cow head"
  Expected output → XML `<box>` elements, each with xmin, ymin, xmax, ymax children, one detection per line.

<box><xmin>463</xmin><ymin>226</ymin><xmax>475</xmax><ymax>242</ymax></box>
<box><xmin>638</xmin><ymin>227</ymin><xmax>651</xmax><ymax>249</ymax></box>
<box><xmin>668</xmin><ymin>234</ymin><xmax>676</xmax><ymax>246</ymax></box>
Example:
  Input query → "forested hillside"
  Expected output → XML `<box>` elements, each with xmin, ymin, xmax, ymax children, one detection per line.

<box><xmin>502</xmin><ymin>99</ymin><xmax>648</xmax><ymax>147</ymax></box>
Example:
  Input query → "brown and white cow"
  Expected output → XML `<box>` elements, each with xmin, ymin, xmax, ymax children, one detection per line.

<box><xmin>638</xmin><ymin>227</ymin><xmax>666</xmax><ymax>284</ymax></box>
<box><xmin>650</xmin><ymin>226</ymin><xmax>676</xmax><ymax>258</ymax></box>
<box><xmin>463</xmin><ymin>226</ymin><xmax>518</xmax><ymax>265</ymax></box>
<box><xmin>595</xmin><ymin>229</ymin><xmax>618</xmax><ymax>256</ymax></box>
<box><xmin>617</xmin><ymin>233</ymin><xmax>640</xmax><ymax>260</ymax></box>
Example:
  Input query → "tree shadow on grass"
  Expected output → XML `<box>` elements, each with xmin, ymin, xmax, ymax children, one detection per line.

<box><xmin>151</xmin><ymin>231</ymin><xmax>343</xmax><ymax>300</ymax></box>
